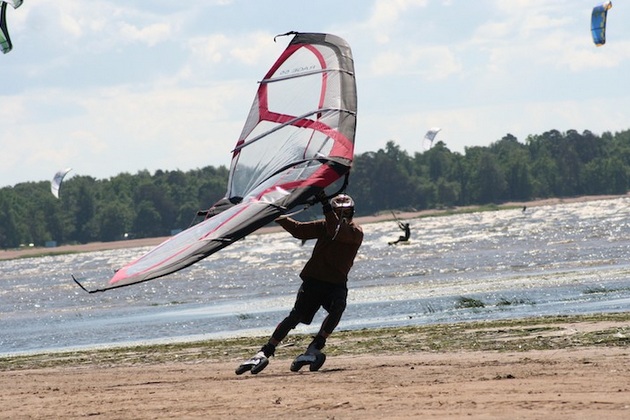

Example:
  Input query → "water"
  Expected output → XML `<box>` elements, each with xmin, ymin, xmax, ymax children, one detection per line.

<box><xmin>2</xmin><ymin>198</ymin><xmax>630</xmax><ymax>356</ymax></box>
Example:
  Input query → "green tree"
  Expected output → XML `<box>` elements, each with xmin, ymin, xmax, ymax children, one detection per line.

<box><xmin>133</xmin><ymin>200</ymin><xmax>164</xmax><ymax>238</ymax></box>
<box><xmin>490</xmin><ymin>134</ymin><xmax>532</xmax><ymax>201</ymax></box>
<box><xmin>0</xmin><ymin>191</ymin><xmax>24</xmax><ymax>248</ymax></box>
<box><xmin>99</xmin><ymin>201</ymin><xmax>134</xmax><ymax>241</ymax></box>
<box><xmin>468</xmin><ymin>148</ymin><xmax>506</xmax><ymax>203</ymax></box>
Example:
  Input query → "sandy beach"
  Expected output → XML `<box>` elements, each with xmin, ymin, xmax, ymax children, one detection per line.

<box><xmin>3</xmin><ymin>349</ymin><xmax>629</xmax><ymax>419</ymax></box>
<box><xmin>2</xmin><ymin>193</ymin><xmax>629</xmax><ymax>418</ymax></box>
<box><xmin>2</xmin><ymin>317</ymin><xmax>629</xmax><ymax>419</ymax></box>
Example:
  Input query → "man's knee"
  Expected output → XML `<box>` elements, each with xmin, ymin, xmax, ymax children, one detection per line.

<box><xmin>328</xmin><ymin>297</ymin><xmax>347</xmax><ymax>317</ymax></box>
<box><xmin>286</xmin><ymin>309</ymin><xmax>304</xmax><ymax>325</ymax></box>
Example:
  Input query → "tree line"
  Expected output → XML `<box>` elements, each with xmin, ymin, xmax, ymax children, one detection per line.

<box><xmin>1</xmin><ymin>128</ymin><xmax>629</xmax><ymax>249</ymax></box>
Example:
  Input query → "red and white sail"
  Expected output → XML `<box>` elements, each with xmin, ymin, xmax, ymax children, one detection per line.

<box><xmin>74</xmin><ymin>32</ymin><xmax>357</xmax><ymax>292</ymax></box>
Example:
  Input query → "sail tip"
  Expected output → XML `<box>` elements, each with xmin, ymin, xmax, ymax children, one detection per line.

<box><xmin>274</xmin><ymin>31</ymin><xmax>298</xmax><ymax>42</ymax></box>
<box><xmin>72</xmin><ymin>274</ymin><xmax>104</xmax><ymax>294</ymax></box>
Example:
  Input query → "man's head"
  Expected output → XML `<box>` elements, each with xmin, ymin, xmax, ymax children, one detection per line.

<box><xmin>331</xmin><ymin>194</ymin><xmax>355</xmax><ymax>220</ymax></box>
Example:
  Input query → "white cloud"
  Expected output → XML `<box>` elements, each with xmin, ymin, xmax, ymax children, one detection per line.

<box><xmin>119</xmin><ymin>22</ymin><xmax>173</xmax><ymax>47</ymax></box>
<box><xmin>188</xmin><ymin>34</ymin><xmax>230</xmax><ymax>63</ymax></box>
<box><xmin>370</xmin><ymin>45</ymin><xmax>460</xmax><ymax>80</ymax></box>
<box><xmin>58</xmin><ymin>9</ymin><xmax>83</xmax><ymax>37</ymax></box>
<box><xmin>187</xmin><ymin>32</ymin><xmax>277</xmax><ymax>67</ymax></box>
<box><xmin>230</xmin><ymin>32</ymin><xmax>278</xmax><ymax>66</ymax></box>
<box><xmin>365</xmin><ymin>0</ymin><xmax>429</xmax><ymax>44</ymax></box>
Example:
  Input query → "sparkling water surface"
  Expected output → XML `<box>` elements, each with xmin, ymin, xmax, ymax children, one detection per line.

<box><xmin>2</xmin><ymin>198</ymin><xmax>630</xmax><ymax>355</ymax></box>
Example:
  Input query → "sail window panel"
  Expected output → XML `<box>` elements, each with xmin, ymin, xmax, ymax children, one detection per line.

<box><xmin>266</xmin><ymin>71</ymin><xmax>343</xmax><ymax>118</ymax></box>
<box><xmin>267</xmin><ymin>50</ymin><xmax>343</xmax><ymax>117</ymax></box>
<box><xmin>237</xmin><ymin>94</ymin><xmax>262</xmax><ymax>143</ymax></box>
<box><xmin>231</xmin><ymin>123</ymin><xmax>331</xmax><ymax>197</ymax></box>
<box><xmin>270</xmin><ymin>44</ymin><xmax>340</xmax><ymax>81</ymax></box>
<box><xmin>303</xmin><ymin>130</ymin><xmax>334</xmax><ymax>160</ymax></box>
<box><xmin>244</xmin><ymin>162</ymin><xmax>320</xmax><ymax>204</ymax></box>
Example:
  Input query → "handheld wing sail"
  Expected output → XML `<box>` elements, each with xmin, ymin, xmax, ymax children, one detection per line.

<box><xmin>591</xmin><ymin>1</ymin><xmax>612</xmax><ymax>47</ymax></box>
<box><xmin>73</xmin><ymin>32</ymin><xmax>357</xmax><ymax>293</ymax></box>
<box><xmin>51</xmin><ymin>167</ymin><xmax>72</xmax><ymax>199</ymax></box>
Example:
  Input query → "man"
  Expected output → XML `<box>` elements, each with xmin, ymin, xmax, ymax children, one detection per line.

<box><xmin>236</xmin><ymin>193</ymin><xmax>363</xmax><ymax>375</ymax></box>
<box><xmin>388</xmin><ymin>221</ymin><xmax>410</xmax><ymax>245</ymax></box>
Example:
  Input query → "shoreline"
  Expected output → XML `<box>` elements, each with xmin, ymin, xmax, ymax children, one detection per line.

<box><xmin>2</xmin><ymin>193</ymin><xmax>627</xmax><ymax>261</ymax></box>
<box><xmin>2</xmin><ymin>312</ymin><xmax>628</xmax><ymax>369</ymax></box>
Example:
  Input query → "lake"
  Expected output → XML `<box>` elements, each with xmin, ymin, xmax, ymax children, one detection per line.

<box><xmin>2</xmin><ymin>197</ymin><xmax>630</xmax><ymax>356</ymax></box>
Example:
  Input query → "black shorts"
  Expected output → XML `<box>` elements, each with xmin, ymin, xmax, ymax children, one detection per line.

<box><xmin>293</xmin><ymin>277</ymin><xmax>348</xmax><ymax>325</ymax></box>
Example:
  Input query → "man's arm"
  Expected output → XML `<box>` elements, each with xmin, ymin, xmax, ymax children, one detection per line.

<box><xmin>276</xmin><ymin>216</ymin><xmax>323</xmax><ymax>240</ymax></box>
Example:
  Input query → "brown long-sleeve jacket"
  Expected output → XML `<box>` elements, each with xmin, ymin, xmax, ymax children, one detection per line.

<box><xmin>275</xmin><ymin>208</ymin><xmax>363</xmax><ymax>286</ymax></box>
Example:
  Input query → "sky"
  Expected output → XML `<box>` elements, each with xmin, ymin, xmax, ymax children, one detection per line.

<box><xmin>1</xmin><ymin>0</ymin><xmax>629</xmax><ymax>188</ymax></box>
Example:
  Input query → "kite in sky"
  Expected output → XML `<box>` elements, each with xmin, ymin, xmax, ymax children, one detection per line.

<box><xmin>423</xmin><ymin>127</ymin><xmax>442</xmax><ymax>151</ymax></box>
<box><xmin>591</xmin><ymin>1</ymin><xmax>613</xmax><ymax>46</ymax></box>
<box><xmin>1</xmin><ymin>0</ymin><xmax>23</xmax><ymax>54</ymax></box>
<box><xmin>51</xmin><ymin>168</ymin><xmax>72</xmax><ymax>199</ymax></box>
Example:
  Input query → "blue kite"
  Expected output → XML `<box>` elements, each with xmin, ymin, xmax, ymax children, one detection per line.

<box><xmin>591</xmin><ymin>1</ymin><xmax>612</xmax><ymax>47</ymax></box>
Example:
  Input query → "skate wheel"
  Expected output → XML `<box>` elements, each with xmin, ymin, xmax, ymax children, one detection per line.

<box><xmin>235</xmin><ymin>364</ymin><xmax>252</xmax><ymax>375</ymax></box>
<box><xmin>250</xmin><ymin>358</ymin><xmax>269</xmax><ymax>374</ymax></box>
<box><xmin>290</xmin><ymin>360</ymin><xmax>304</xmax><ymax>372</ymax></box>
<box><xmin>309</xmin><ymin>353</ymin><xmax>326</xmax><ymax>372</ymax></box>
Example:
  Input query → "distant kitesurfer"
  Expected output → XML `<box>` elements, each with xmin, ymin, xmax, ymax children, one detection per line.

<box><xmin>388</xmin><ymin>221</ymin><xmax>410</xmax><ymax>245</ymax></box>
<box><xmin>236</xmin><ymin>192</ymin><xmax>363</xmax><ymax>375</ymax></box>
